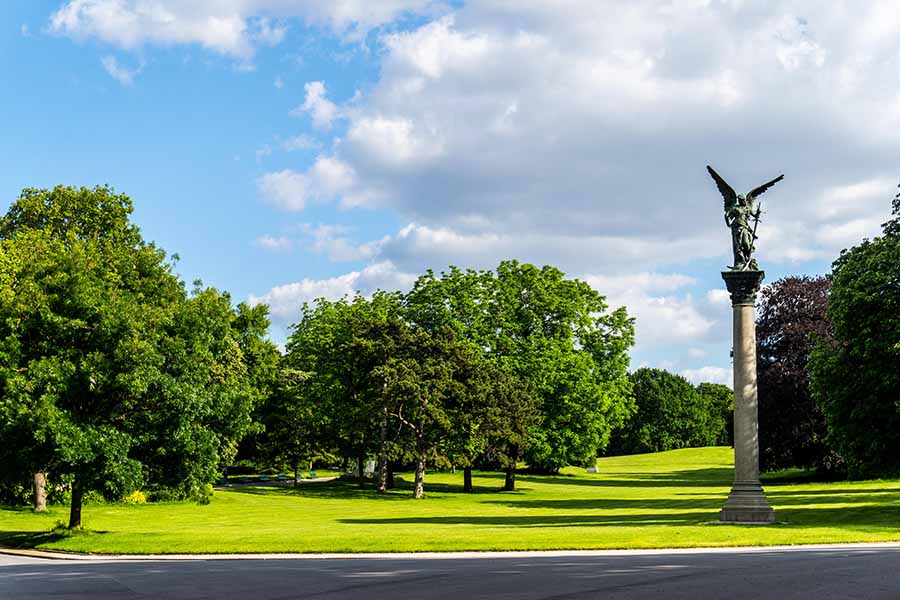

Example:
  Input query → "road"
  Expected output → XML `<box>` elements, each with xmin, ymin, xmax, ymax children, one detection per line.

<box><xmin>2</xmin><ymin>545</ymin><xmax>899</xmax><ymax>599</ymax></box>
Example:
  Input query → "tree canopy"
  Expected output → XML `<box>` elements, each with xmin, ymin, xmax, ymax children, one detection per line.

<box><xmin>810</xmin><ymin>193</ymin><xmax>900</xmax><ymax>477</ymax></box>
<box><xmin>757</xmin><ymin>276</ymin><xmax>838</xmax><ymax>473</ymax></box>
<box><xmin>608</xmin><ymin>368</ymin><xmax>727</xmax><ymax>455</ymax></box>
<box><xmin>0</xmin><ymin>186</ymin><xmax>276</xmax><ymax>526</ymax></box>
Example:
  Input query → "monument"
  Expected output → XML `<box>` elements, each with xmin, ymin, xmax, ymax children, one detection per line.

<box><xmin>707</xmin><ymin>165</ymin><xmax>783</xmax><ymax>524</ymax></box>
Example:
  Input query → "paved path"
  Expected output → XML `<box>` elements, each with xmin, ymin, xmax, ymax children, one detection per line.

<box><xmin>2</xmin><ymin>544</ymin><xmax>899</xmax><ymax>599</ymax></box>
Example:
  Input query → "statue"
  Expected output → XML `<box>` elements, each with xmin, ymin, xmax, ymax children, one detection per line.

<box><xmin>707</xmin><ymin>166</ymin><xmax>784</xmax><ymax>271</ymax></box>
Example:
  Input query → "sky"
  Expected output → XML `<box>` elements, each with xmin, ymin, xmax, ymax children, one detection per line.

<box><xmin>3</xmin><ymin>1</ymin><xmax>898</xmax><ymax>386</ymax></box>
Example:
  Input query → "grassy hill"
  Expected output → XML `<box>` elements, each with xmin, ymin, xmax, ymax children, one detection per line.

<box><xmin>2</xmin><ymin>447</ymin><xmax>899</xmax><ymax>554</ymax></box>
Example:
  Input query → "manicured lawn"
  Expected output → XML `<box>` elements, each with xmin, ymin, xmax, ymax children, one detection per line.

<box><xmin>2</xmin><ymin>447</ymin><xmax>900</xmax><ymax>554</ymax></box>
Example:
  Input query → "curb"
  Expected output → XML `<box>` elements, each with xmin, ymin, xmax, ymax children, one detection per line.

<box><xmin>4</xmin><ymin>542</ymin><xmax>900</xmax><ymax>562</ymax></box>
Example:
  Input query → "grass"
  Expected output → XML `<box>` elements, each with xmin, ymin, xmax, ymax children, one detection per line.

<box><xmin>2</xmin><ymin>447</ymin><xmax>900</xmax><ymax>554</ymax></box>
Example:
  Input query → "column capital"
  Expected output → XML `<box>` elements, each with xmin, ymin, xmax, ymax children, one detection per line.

<box><xmin>721</xmin><ymin>270</ymin><xmax>765</xmax><ymax>306</ymax></box>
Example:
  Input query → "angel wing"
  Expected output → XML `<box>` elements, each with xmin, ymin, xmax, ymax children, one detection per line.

<box><xmin>707</xmin><ymin>165</ymin><xmax>736</xmax><ymax>205</ymax></box>
<box><xmin>747</xmin><ymin>174</ymin><xmax>784</xmax><ymax>200</ymax></box>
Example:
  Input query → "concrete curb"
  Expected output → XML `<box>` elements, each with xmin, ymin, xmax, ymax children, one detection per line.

<box><xmin>4</xmin><ymin>542</ymin><xmax>900</xmax><ymax>562</ymax></box>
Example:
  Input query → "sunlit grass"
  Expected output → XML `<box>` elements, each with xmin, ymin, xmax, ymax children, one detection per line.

<box><xmin>2</xmin><ymin>447</ymin><xmax>899</xmax><ymax>554</ymax></box>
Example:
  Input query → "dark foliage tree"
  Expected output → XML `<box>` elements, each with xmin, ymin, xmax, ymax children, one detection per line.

<box><xmin>810</xmin><ymin>192</ymin><xmax>900</xmax><ymax>478</ymax></box>
<box><xmin>756</xmin><ymin>276</ymin><xmax>839</xmax><ymax>472</ymax></box>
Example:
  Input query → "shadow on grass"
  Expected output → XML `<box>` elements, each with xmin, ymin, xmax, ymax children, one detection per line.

<box><xmin>223</xmin><ymin>476</ymin><xmax>509</xmax><ymax>499</ymax></box>
<box><xmin>339</xmin><ymin>498</ymin><xmax>900</xmax><ymax>531</ymax></box>
<box><xmin>338</xmin><ymin>511</ymin><xmax>714</xmax><ymax>528</ymax></box>
<box><xmin>482</xmin><ymin>497</ymin><xmax>724</xmax><ymax>511</ymax></box>
<box><xmin>0</xmin><ymin>527</ymin><xmax>106</xmax><ymax>550</ymax></box>
<box><xmin>503</xmin><ymin>468</ymin><xmax>735</xmax><ymax>489</ymax></box>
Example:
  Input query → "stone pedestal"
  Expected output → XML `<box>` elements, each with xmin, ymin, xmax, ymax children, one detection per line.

<box><xmin>719</xmin><ymin>270</ymin><xmax>775</xmax><ymax>524</ymax></box>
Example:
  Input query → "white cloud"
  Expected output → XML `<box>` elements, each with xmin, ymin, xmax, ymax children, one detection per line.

<box><xmin>274</xmin><ymin>75</ymin><xmax>284</xmax><ymax>89</ymax></box>
<box><xmin>48</xmin><ymin>0</ymin><xmax>441</xmax><ymax>58</ymax></box>
<box><xmin>274</xmin><ymin>2</ymin><xmax>898</xmax><ymax>275</ymax></box>
<box><xmin>583</xmin><ymin>272</ymin><xmax>715</xmax><ymax>350</ymax></box>
<box><xmin>255</xmin><ymin>234</ymin><xmax>293</xmax><ymax>252</ymax></box>
<box><xmin>252</xmin><ymin>17</ymin><xmax>286</xmax><ymax>47</ymax></box>
<box><xmin>291</xmin><ymin>81</ymin><xmax>340</xmax><ymax>129</ymax></box>
<box><xmin>101</xmin><ymin>55</ymin><xmax>143</xmax><ymax>86</ymax></box>
<box><xmin>20</xmin><ymin>24</ymin><xmax>30</xmax><ymax>37</ymax></box>
<box><xmin>258</xmin><ymin>169</ymin><xmax>308</xmax><ymax>211</ymax></box>
<box><xmin>301</xmin><ymin>223</ymin><xmax>382</xmax><ymax>262</ymax></box>
<box><xmin>706</xmin><ymin>289</ymin><xmax>731</xmax><ymax>307</ymax></box>
<box><xmin>682</xmin><ymin>366</ymin><xmax>732</xmax><ymax>387</ymax></box>
<box><xmin>250</xmin><ymin>260</ymin><xmax>416</xmax><ymax>323</ymax></box>
<box><xmin>258</xmin><ymin>156</ymin><xmax>361</xmax><ymax>211</ymax></box>
<box><xmin>281</xmin><ymin>134</ymin><xmax>319</xmax><ymax>152</ymax></box>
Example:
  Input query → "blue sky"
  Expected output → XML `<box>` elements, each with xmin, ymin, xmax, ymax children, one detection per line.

<box><xmin>4</xmin><ymin>1</ymin><xmax>898</xmax><ymax>385</ymax></box>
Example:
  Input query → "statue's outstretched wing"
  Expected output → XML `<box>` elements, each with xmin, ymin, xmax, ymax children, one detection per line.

<box><xmin>707</xmin><ymin>165</ymin><xmax>736</xmax><ymax>205</ymax></box>
<box><xmin>748</xmin><ymin>174</ymin><xmax>784</xmax><ymax>199</ymax></box>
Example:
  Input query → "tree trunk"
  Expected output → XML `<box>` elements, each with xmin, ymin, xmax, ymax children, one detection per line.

<box><xmin>386</xmin><ymin>463</ymin><xmax>395</xmax><ymax>489</ymax></box>
<box><xmin>504</xmin><ymin>466</ymin><xmax>516</xmax><ymax>491</ymax></box>
<box><xmin>377</xmin><ymin>407</ymin><xmax>388</xmax><ymax>494</ymax></box>
<box><xmin>413</xmin><ymin>447</ymin><xmax>427</xmax><ymax>499</ymax></box>
<box><xmin>463</xmin><ymin>466</ymin><xmax>473</xmax><ymax>493</ymax></box>
<box><xmin>357</xmin><ymin>454</ymin><xmax>365</xmax><ymax>486</ymax></box>
<box><xmin>68</xmin><ymin>479</ymin><xmax>84</xmax><ymax>529</ymax></box>
<box><xmin>32</xmin><ymin>471</ymin><xmax>48</xmax><ymax>512</ymax></box>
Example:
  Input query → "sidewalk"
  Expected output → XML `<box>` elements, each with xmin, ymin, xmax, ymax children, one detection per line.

<box><xmin>4</xmin><ymin>541</ymin><xmax>900</xmax><ymax>562</ymax></box>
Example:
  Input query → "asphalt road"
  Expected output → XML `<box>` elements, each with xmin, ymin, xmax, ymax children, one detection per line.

<box><xmin>2</xmin><ymin>545</ymin><xmax>899</xmax><ymax>599</ymax></box>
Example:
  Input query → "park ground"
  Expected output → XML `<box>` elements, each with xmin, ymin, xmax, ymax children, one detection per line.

<box><xmin>1</xmin><ymin>447</ymin><xmax>899</xmax><ymax>554</ymax></box>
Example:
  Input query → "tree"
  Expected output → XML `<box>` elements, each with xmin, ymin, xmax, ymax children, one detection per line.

<box><xmin>609</xmin><ymin>368</ymin><xmax>723</xmax><ymax>455</ymax></box>
<box><xmin>756</xmin><ymin>276</ymin><xmax>838</xmax><ymax>472</ymax></box>
<box><xmin>696</xmin><ymin>383</ymin><xmax>733</xmax><ymax>447</ymax></box>
<box><xmin>488</xmin><ymin>261</ymin><xmax>635</xmax><ymax>475</ymax></box>
<box><xmin>810</xmin><ymin>192</ymin><xmax>900</xmax><ymax>478</ymax></box>
<box><xmin>284</xmin><ymin>292</ymin><xmax>403</xmax><ymax>486</ymax></box>
<box><xmin>379</xmin><ymin>326</ymin><xmax>491</xmax><ymax>498</ymax></box>
<box><xmin>0</xmin><ymin>186</ymin><xmax>275</xmax><ymax>525</ymax></box>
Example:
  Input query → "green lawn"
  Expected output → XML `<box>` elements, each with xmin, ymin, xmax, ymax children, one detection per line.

<box><xmin>2</xmin><ymin>447</ymin><xmax>900</xmax><ymax>554</ymax></box>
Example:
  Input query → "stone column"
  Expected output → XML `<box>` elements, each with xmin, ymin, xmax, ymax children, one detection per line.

<box><xmin>719</xmin><ymin>270</ymin><xmax>775</xmax><ymax>524</ymax></box>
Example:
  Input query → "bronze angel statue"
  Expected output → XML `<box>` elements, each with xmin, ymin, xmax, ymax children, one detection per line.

<box><xmin>707</xmin><ymin>166</ymin><xmax>784</xmax><ymax>271</ymax></box>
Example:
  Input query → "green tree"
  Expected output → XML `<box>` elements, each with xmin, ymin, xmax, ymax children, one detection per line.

<box><xmin>696</xmin><ymin>382</ymin><xmax>733</xmax><ymax>447</ymax></box>
<box><xmin>609</xmin><ymin>368</ymin><xmax>721</xmax><ymax>455</ymax></box>
<box><xmin>487</xmin><ymin>261</ymin><xmax>634</xmax><ymax>475</ymax></box>
<box><xmin>810</xmin><ymin>192</ymin><xmax>900</xmax><ymax>477</ymax></box>
<box><xmin>284</xmin><ymin>292</ymin><xmax>403</xmax><ymax>486</ymax></box>
<box><xmin>379</xmin><ymin>325</ymin><xmax>491</xmax><ymax>498</ymax></box>
<box><xmin>0</xmin><ymin>186</ymin><xmax>275</xmax><ymax>525</ymax></box>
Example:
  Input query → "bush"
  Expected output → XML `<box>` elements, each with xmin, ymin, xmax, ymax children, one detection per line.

<box><xmin>122</xmin><ymin>490</ymin><xmax>148</xmax><ymax>504</ymax></box>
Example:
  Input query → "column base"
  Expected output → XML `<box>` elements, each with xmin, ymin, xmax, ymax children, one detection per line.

<box><xmin>719</xmin><ymin>480</ymin><xmax>776</xmax><ymax>524</ymax></box>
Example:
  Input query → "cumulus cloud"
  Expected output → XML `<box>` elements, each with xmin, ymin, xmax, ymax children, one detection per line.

<box><xmin>682</xmin><ymin>366</ymin><xmax>732</xmax><ymax>387</ymax></box>
<box><xmin>258</xmin><ymin>156</ymin><xmax>361</xmax><ymax>211</ymax></box>
<box><xmin>48</xmin><ymin>0</ymin><xmax>441</xmax><ymax>58</ymax></box>
<box><xmin>301</xmin><ymin>224</ymin><xmax>383</xmax><ymax>262</ymax></box>
<box><xmin>291</xmin><ymin>81</ymin><xmax>340</xmax><ymax>129</ymax></box>
<box><xmin>249</xmin><ymin>260</ymin><xmax>417</xmax><ymax>324</ymax></box>
<box><xmin>274</xmin><ymin>1</ymin><xmax>898</xmax><ymax>275</ymax></box>
<box><xmin>582</xmin><ymin>272</ymin><xmax>715</xmax><ymax>350</ymax></box>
